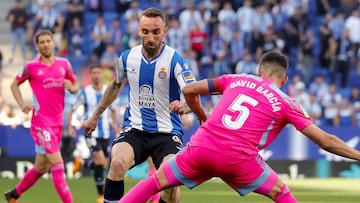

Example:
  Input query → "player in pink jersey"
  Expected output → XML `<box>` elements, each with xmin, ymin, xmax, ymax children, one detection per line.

<box><xmin>5</xmin><ymin>29</ymin><xmax>79</xmax><ymax>203</ymax></box>
<box><xmin>119</xmin><ymin>51</ymin><xmax>360</xmax><ymax>203</ymax></box>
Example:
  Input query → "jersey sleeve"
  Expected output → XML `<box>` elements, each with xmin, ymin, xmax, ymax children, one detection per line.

<box><xmin>15</xmin><ymin>64</ymin><xmax>30</xmax><ymax>83</ymax></box>
<box><xmin>115</xmin><ymin>52</ymin><xmax>128</xmax><ymax>84</ymax></box>
<box><xmin>284</xmin><ymin>97</ymin><xmax>313</xmax><ymax>131</ymax></box>
<box><xmin>174</xmin><ymin>58</ymin><xmax>196</xmax><ymax>90</ymax></box>
<box><xmin>65</xmin><ymin>59</ymin><xmax>77</xmax><ymax>83</ymax></box>
<box><xmin>71</xmin><ymin>89</ymin><xmax>85</xmax><ymax>110</ymax></box>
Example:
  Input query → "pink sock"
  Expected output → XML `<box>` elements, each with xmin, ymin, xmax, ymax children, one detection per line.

<box><xmin>50</xmin><ymin>162</ymin><xmax>73</xmax><ymax>203</ymax></box>
<box><xmin>274</xmin><ymin>184</ymin><xmax>298</xmax><ymax>203</ymax></box>
<box><xmin>15</xmin><ymin>167</ymin><xmax>43</xmax><ymax>196</ymax></box>
<box><xmin>119</xmin><ymin>175</ymin><xmax>162</xmax><ymax>203</ymax></box>
<box><xmin>148</xmin><ymin>168</ymin><xmax>160</xmax><ymax>202</ymax></box>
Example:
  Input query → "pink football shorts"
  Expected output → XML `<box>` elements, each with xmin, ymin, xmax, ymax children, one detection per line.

<box><xmin>169</xmin><ymin>145</ymin><xmax>278</xmax><ymax>196</ymax></box>
<box><xmin>30</xmin><ymin>126</ymin><xmax>63</xmax><ymax>154</ymax></box>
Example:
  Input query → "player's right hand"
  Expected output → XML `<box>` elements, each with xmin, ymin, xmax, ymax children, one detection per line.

<box><xmin>83</xmin><ymin>116</ymin><xmax>98</xmax><ymax>136</ymax></box>
<box><xmin>20</xmin><ymin>104</ymin><xmax>33</xmax><ymax>114</ymax></box>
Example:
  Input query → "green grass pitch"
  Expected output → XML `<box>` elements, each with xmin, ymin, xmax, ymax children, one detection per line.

<box><xmin>1</xmin><ymin>177</ymin><xmax>360</xmax><ymax>203</ymax></box>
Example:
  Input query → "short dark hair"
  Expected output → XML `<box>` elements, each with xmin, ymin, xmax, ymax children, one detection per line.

<box><xmin>89</xmin><ymin>64</ymin><xmax>102</xmax><ymax>70</ymax></box>
<box><xmin>140</xmin><ymin>7</ymin><xmax>167</xmax><ymax>25</ymax></box>
<box><xmin>259</xmin><ymin>51</ymin><xmax>288</xmax><ymax>71</ymax></box>
<box><xmin>34</xmin><ymin>29</ymin><xmax>54</xmax><ymax>44</ymax></box>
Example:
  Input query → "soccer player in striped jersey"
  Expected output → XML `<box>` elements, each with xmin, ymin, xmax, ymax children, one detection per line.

<box><xmin>5</xmin><ymin>29</ymin><xmax>79</xmax><ymax>203</ymax></box>
<box><xmin>83</xmin><ymin>7</ymin><xmax>198</xmax><ymax>203</ymax></box>
<box><xmin>118</xmin><ymin>51</ymin><xmax>360</xmax><ymax>203</ymax></box>
<box><xmin>66</xmin><ymin>64</ymin><xmax>119</xmax><ymax>203</ymax></box>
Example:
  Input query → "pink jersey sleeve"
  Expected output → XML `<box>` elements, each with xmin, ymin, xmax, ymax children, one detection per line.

<box><xmin>64</xmin><ymin>59</ymin><xmax>77</xmax><ymax>83</ymax></box>
<box><xmin>15</xmin><ymin>64</ymin><xmax>30</xmax><ymax>83</ymax></box>
<box><xmin>283</xmin><ymin>96</ymin><xmax>313</xmax><ymax>131</ymax></box>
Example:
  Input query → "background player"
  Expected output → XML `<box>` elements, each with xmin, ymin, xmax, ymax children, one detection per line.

<box><xmin>118</xmin><ymin>51</ymin><xmax>360</xmax><ymax>203</ymax></box>
<box><xmin>67</xmin><ymin>64</ymin><xmax>119</xmax><ymax>203</ymax></box>
<box><xmin>5</xmin><ymin>29</ymin><xmax>79</xmax><ymax>203</ymax></box>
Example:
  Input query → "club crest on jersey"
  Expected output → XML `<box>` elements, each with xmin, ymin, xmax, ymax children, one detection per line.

<box><xmin>60</xmin><ymin>66</ymin><xmax>66</xmax><ymax>75</ymax></box>
<box><xmin>158</xmin><ymin>67</ymin><xmax>167</xmax><ymax>80</ymax></box>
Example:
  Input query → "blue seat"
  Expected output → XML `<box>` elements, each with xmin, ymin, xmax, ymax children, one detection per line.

<box><xmin>103</xmin><ymin>12</ymin><xmax>119</xmax><ymax>26</ymax></box>
<box><xmin>102</xmin><ymin>0</ymin><xmax>116</xmax><ymax>12</ymax></box>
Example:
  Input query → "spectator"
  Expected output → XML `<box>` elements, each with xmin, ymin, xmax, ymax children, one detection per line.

<box><xmin>305</xmin><ymin>93</ymin><xmax>323</xmax><ymax>126</ymax></box>
<box><xmin>252</xmin><ymin>4</ymin><xmax>273</xmax><ymax>35</ymax></box>
<box><xmin>235</xmin><ymin>51</ymin><xmax>257</xmax><ymax>75</ymax></box>
<box><xmin>209</xmin><ymin>26</ymin><xmax>227</xmax><ymax>59</ymax></box>
<box><xmin>68</xmin><ymin>17</ymin><xmax>84</xmax><ymax>57</ymax></box>
<box><xmin>321</xmin><ymin>83</ymin><xmax>342</xmax><ymax>126</ymax></box>
<box><xmin>217</xmin><ymin>1</ymin><xmax>237</xmax><ymax>45</ymax></box>
<box><xmin>123</xmin><ymin>0</ymin><xmax>142</xmax><ymax>40</ymax></box>
<box><xmin>6</xmin><ymin>0</ymin><xmax>29</xmax><ymax>63</ymax></box>
<box><xmin>91</xmin><ymin>15</ymin><xmax>109</xmax><ymax>57</ymax></box>
<box><xmin>298</xmin><ymin>28</ymin><xmax>315</xmax><ymax>86</ymax></box>
<box><xmin>237</xmin><ymin>0</ymin><xmax>255</xmax><ymax>48</ymax></box>
<box><xmin>35</xmin><ymin>0</ymin><xmax>60</xmax><ymax>30</ymax></box>
<box><xmin>115</xmin><ymin>0</ymin><xmax>131</xmax><ymax>14</ymax></box>
<box><xmin>66</xmin><ymin>0</ymin><xmax>85</xmax><ymax>25</ymax></box>
<box><xmin>124</xmin><ymin>1</ymin><xmax>143</xmax><ymax>23</ymax></box>
<box><xmin>328</xmin><ymin>10</ymin><xmax>346</xmax><ymax>40</ymax></box>
<box><xmin>0</xmin><ymin>103</ymin><xmax>22</xmax><ymax>129</ymax></box>
<box><xmin>318</xmin><ymin>12</ymin><xmax>333</xmax><ymax>69</ymax></box>
<box><xmin>271</xmin><ymin>0</ymin><xmax>289</xmax><ymax>33</ymax></box>
<box><xmin>335</xmin><ymin>98</ymin><xmax>355</xmax><ymax>126</ymax></box>
<box><xmin>232</xmin><ymin>32</ymin><xmax>245</xmax><ymax>65</ymax></box>
<box><xmin>293</xmin><ymin>82</ymin><xmax>311</xmax><ymax>109</ymax></box>
<box><xmin>213</xmin><ymin>50</ymin><xmax>231</xmax><ymax>77</ymax></box>
<box><xmin>283</xmin><ymin>6</ymin><xmax>310</xmax><ymax>67</ymax></box>
<box><xmin>189</xmin><ymin>22</ymin><xmax>208</xmax><ymax>61</ymax></box>
<box><xmin>167</xmin><ymin>17</ymin><xmax>189</xmax><ymax>55</ymax></box>
<box><xmin>329</xmin><ymin>28</ymin><xmax>352</xmax><ymax>88</ymax></box>
<box><xmin>309</xmin><ymin>74</ymin><xmax>329</xmax><ymax>103</ymax></box>
<box><xmin>100</xmin><ymin>44</ymin><xmax>117</xmax><ymax>84</ymax></box>
<box><xmin>287</xmin><ymin>74</ymin><xmax>304</xmax><ymax>97</ymax></box>
<box><xmin>349</xmin><ymin>86</ymin><xmax>360</xmax><ymax>126</ymax></box>
<box><xmin>88</xmin><ymin>0</ymin><xmax>102</xmax><ymax>13</ymax></box>
<box><xmin>107</xmin><ymin>18</ymin><xmax>124</xmax><ymax>54</ymax></box>
<box><xmin>178</xmin><ymin>2</ymin><xmax>205</xmax><ymax>32</ymax></box>
<box><xmin>344</xmin><ymin>8</ymin><xmax>360</xmax><ymax>68</ymax></box>
<box><xmin>203</xmin><ymin>1</ymin><xmax>220</xmax><ymax>36</ymax></box>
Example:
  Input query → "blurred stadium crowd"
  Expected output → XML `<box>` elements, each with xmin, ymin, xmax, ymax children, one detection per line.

<box><xmin>3</xmin><ymin>0</ymin><xmax>360</xmax><ymax>129</ymax></box>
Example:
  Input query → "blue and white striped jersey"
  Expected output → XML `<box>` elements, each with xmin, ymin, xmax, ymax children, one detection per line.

<box><xmin>71</xmin><ymin>84</ymin><xmax>117</xmax><ymax>139</ymax></box>
<box><xmin>115</xmin><ymin>44</ymin><xmax>196</xmax><ymax>137</ymax></box>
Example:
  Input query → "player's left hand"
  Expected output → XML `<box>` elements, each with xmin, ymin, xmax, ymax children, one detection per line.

<box><xmin>169</xmin><ymin>100</ymin><xmax>186</xmax><ymax>115</ymax></box>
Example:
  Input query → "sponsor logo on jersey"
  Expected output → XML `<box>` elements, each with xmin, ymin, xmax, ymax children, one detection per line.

<box><xmin>139</xmin><ymin>85</ymin><xmax>156</xmax><ymax>108</ymax></box>
<box><xmin>158</xmin><ymin>67</ymin><xmax>167</xmax><ymax>80</ymax></box>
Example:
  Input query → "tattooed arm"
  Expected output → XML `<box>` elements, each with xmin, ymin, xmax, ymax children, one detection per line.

<box><xmin>84</xmin><ymin>78</ymin><xmax>127</xmax><ymax>135</ymax></box>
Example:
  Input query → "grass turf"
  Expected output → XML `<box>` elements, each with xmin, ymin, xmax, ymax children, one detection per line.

<box><xmin>1</xmin><ymin>177</ymin><xmax>360</xmax><ymax>203</ymax></box>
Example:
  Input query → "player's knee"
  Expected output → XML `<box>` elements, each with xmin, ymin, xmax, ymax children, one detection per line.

<box><xmin>109</xmin><ymin>156</ymin><xmax>128</xmax><ymax>176</ymax></box>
